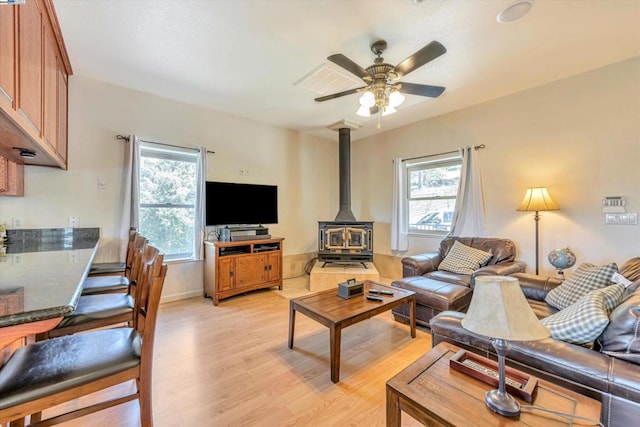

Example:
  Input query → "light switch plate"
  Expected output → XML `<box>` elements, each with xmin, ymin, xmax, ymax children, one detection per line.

<box><xmin>605</xmin><ymin>213</ymin><xmax>638</xmax><ymax>225</ymax></box>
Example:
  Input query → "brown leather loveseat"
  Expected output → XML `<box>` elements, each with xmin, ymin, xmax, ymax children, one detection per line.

<box><xmin>391</xmin><ymin>237</ymin><xmax>526</xmax><ymax>327</ymax></box>
<box><xmin>430</xmin><ymin>258</ymin><xmax>640</xmax><ymax>427</ymax></box>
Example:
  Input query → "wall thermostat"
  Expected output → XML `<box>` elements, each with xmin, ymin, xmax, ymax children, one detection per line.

<box><xmin>603</xmin><ymin>196</ymin><xmax>626</xmax><ymax>213</ymax></box>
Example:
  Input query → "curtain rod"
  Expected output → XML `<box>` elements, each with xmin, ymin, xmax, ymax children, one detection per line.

<box><xmin>115</xmin><ymin>134</ymin><xmax>215</xmax><ymax>154</ymax></box>
<box><xmin>399</xmin><ymin>144</ymin><xmax>485</xmax><ymax>163</ymax></box>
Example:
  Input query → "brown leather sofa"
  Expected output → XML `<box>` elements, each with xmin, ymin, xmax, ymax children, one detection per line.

<box><xmin>391</xmin><ymin>237</ymin><xmax>526</xmax><ymax>326</ymax></box>
<box><xmin>430</xmin><ymin>258</ymin><xmax>640</xmax><ymax>427</ymax></box>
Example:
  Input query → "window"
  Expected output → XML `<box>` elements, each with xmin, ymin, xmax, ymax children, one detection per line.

<box><xmin>407</xmin><ymin>155</ymin><xmax>462</xmax><ymax>234</ymax></box>
<box><xmin>138</xmin><ymin>142</ymin><xmax>198</xmax><ymax>260</ymax></box>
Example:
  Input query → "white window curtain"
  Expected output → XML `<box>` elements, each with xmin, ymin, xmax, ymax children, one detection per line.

<box><xmin>194</xmin><ymin>147</ymin><xmax>207</xmax><ymax>260</ymax></box>
<box><xmin>119</xmin><ymin>134</ymin><xmax>141</xmax><ymax>260</ymax></box>
<box><xmin>448</xmin><ymin>146</ymin><xmax>486</xmax><ymax>237</ymax></box>
<box><xmin>391</xmin><ymin>157</ymin><xmax>409</xmax><ymax>251</ymax></box>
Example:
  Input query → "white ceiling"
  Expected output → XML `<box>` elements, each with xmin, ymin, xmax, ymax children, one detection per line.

<box><xmin>52</xmin><ymin>0</ymin><xmax>640</xmax><ymax>141</ymax></box>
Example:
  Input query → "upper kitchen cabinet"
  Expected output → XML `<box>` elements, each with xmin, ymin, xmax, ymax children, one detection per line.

<box><xmin>0</xmin><ymin>0</ymin><xmax>72</xmax><ymax>169</ymax></box>
<box><xmin>0</xmin><ymin>4</ymin><xmax>15</xmax><ymax>112</ymax></box>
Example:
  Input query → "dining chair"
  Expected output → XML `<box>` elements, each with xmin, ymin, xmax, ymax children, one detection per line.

<box><xmin>0</xmin><ymin>246</ymin><xmax>167</xmax><ymax>427</ymax></box>
<box><xmin>87</xmin><ymin>228</ymin><xmax>138</xmax><ymax>277</ymax></box>
<box><xmin>36</xmin><ymin>244</ymin><xmax>162</xmax><ymax>341</ymax></box>
<box><xmin>81</xmin><ymin>233</ymin><xmax>147</xmax><ymax>296</ymax></box>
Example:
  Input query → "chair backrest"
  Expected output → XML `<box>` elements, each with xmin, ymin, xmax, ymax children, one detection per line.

<box><xmin>439</xmin><ymin>237</ymin><xmax>517</xmax><ymax>265</ymax></box>
<box><xmin>133</xmin><ymin>245</ymin><xmax>167</xmax><ymax>383</ymax></box>
<box><xmin>132</xmin><ymin>245</ymin><xmax>164</xmax><ymax>326</ymax></box>
<box><xmin>125</xmin><ymin>234</ymin><xmax>148</xmax><ymax>283</ymax></box>
<box><xmin>123</xmin><ymin>233</ymin><xmax>146</xmax><ymax>278</ymax></box>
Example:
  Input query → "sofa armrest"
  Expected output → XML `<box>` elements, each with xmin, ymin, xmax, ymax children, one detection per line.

<box><xmin>402</xmin><ymin>252</ymin><xmax>443</xmax><ymax>277</ymax></box>
<box><xmin>431</xmin><ymin>311</ymin><xmax>616</xmax><ymax>387</ymax></box>
<box><xmin>510</xmin><ymin>272</ymin><xmax>563</xmax><ymax>301</ymax></box>
<box><xmin>470</xmin><ymin>261</ymin><xmax>527</xmax><ymax>288</ymax></box>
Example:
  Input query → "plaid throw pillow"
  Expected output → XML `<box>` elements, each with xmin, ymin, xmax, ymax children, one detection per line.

<box><xmin>541</xmin><ymin>284</ymin><xmax>625</xmax><ymax>344</ymax></box>
<box><xmin>438</xmin><ymin>240</ymin><xmax>492</xmax><ymax>275</ymax></box>
<box><xmin>545</xmin><ymin>262</ymin><xmax>618</xmax><ymax>310</ymax></box>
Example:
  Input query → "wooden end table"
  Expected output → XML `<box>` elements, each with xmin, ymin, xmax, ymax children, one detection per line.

<box><xmin>386</xmin><ymin>342</ymin><xmax>602</xmax><ymax>426</ymax></box>
<box><xmin>288</xmin><ymin>280</ymin><xmax>416</xmax><ymax>383</ymax></box>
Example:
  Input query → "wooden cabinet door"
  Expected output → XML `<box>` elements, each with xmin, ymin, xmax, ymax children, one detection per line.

<box><xmin>235</xmin><ymin>255</ymin><xmax>267</xmax><ymax>289</ymax></box>
<box><xmin>0</xmin><ymin>5</ymin><xmax>16</xmax><ymax>109</ymax></box>
<box><xmin>0</xmin><ymin>155</ymin><xmax>24</xmax><ymax>196</ymax></box>
<box><xmin>56</xmin><ymin>64</ymin><xmax>67</xmax><ymax>162</ymax></box>
<box><xmin>267</xmin><ymin>252</ymin><xmax>281</xmax><ymax>282</ymax></box>
<box><xmin>17</xmin><ymin>0</ymin><xmax>43</xmax><ymax>135</ymax></box>
<box><xmin>217</xmin><ymin>257</ymin><xmax>235</xmax><ymax>293</ymax></box>
<box><xmin>43</xmin><ymin>23</ymin><xmax>58</xmax><ymax>152</ymax></box>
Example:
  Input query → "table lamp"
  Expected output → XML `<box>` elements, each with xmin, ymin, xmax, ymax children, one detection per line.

<box><xmin>461</xmin><ymin>276</ymin><xmax>550</xmax><ymax>417</ymax></box>
<box><xmin>516</xmin><ymin>187</ymin><xmax>559</xmax><ymax>274</ymax></box>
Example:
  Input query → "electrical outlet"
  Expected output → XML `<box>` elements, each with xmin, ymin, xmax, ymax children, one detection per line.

<box><xmin>68</xmin><ymin>250</ymin><xmax>78</xmax><ymax>263</ymax></box>
<box><xmin>69</xmin><ymin>216</ymin><xmax>78</xmax><ymax>228</ymax></box>
<box><xmin>12</xmin><ymin>217</ymin><xmax>22</xmax><ymax>228</ymax></box>
<box><xmin>12</xmin><ymin>254</ymin><xmax>22</xmax><ymax>265</ymax></box>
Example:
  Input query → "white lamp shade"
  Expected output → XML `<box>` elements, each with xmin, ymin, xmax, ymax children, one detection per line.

<box><xmin>356</xmin><ymin>106</ymin><xmax>371</xmax><ymax>117</ymax></box>
<box><xmin>461</xmin><ymin>276</ymin><xmax>549</xmax><ymax>341</ymax></box>
<box><xmin>389</xmin><ymin>91</ymin><xmax>405</xmax><ymax>107</ymax></box>
<box><xmin>359</xmin><ymin>91</ymin><xmax>375</xmax><ymax>107</ymax></box>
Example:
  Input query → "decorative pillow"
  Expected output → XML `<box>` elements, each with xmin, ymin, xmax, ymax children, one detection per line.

<box><xmin>438</xmin><ymin>240</ymin><xmax>492</xmax><ymax>275</ymax></box>
<box><xmin>541</xmin><ymin>284</ymin><xmax>625</xmax><ymax>344</ymax></box>
<box><xmin>597</xmin><ymin>290</ymin><xmax>640</xmax><ymax>364</ymax></box>
<box><xmin>545</xmin><ymin>262</ymin><xmax>618</xmax><ymax>310</ymax></box>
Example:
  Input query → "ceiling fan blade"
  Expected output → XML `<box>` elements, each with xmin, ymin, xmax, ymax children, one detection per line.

<box><xmin>314</xmin><ymin>87</ymin><xmax>366</xmax><ymax>102</ymax></box>
<box><xmin>393</xmin><ymin>41</ymin><xmax>447</xmax><ymax>78</ymax></box>
<box><xmin>327</xmin><ymin>54</ymin><xmax>369</xmax><ymax>79</ymax></box>
<box><xmin>398</xmin><ymin>82</ymin><xmax>446</xmax><ymax>98</ymax></box>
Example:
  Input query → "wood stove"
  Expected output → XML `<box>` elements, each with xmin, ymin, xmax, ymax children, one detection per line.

<box><xmin>318</xmin><ymin>221</ymin><xmax>373</xmax><ymax>267</ymax></box>
<box><xmin>318</xmin><ymin>122</ymin><xmax>374</xmax><ymax>267</ymax></box>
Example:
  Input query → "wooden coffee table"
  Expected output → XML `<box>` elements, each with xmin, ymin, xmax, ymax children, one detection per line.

<box><xmin>288</xmin><ymin>280</ymin><xmax>416</xmax><ymax>383</ymax></box>
<box><xmin>386</xmin><ymin>342</ymin><xmax>602</xmax><ymax>426</ymax></box>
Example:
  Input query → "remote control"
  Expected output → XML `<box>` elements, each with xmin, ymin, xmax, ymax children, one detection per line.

<box><xmin>369</xmin><ymin>289</ymin><xmax>393</xmax><ymax>295</ymax></box>
<box><xmin>367</xmin><ymin>295</ymin><xmax>384</xmax><ymax>302</ymax></box>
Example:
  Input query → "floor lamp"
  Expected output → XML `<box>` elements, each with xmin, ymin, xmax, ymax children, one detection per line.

<box><xmin>516</xmin><ymin>187</ymin><xmax>559</xmax><ymax>275</ymax></box>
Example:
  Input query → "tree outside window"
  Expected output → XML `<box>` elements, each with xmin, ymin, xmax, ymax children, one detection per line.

<box><xmin>138</xmin><ymin>143</ymin><xmax>197</xmax><ymax>260</ymax></box>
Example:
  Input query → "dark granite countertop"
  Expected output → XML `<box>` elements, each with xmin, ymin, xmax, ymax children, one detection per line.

<box><xmin>0</xmin><ymin>228</ymin><xmax>99</xmax><ymax>328</ymax></box>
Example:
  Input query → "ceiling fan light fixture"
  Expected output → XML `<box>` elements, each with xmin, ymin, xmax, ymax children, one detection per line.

<box><xmin>356</xmin><ymin>105</ymin><xmax>371</xmax><ymax>117</ymax></box>
<box><xmin>497</xmin><ymin>0</ymin><xmax>534</xmax><ymax>23</ymax></box>
<box><xmin>389</xmin><ymin>90</ymin><xmax>405</xmax><ymax>108</ymax></box>
<box><xmin>359</xmin><ymin>91</ymin><xmax>375</xmax><ymax>107</ymax></box>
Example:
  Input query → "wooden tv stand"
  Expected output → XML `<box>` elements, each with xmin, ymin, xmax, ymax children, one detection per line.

<box><xmin>204</xmin><ymin>237</ymin><xmax>284</xmax><ymax>306</ymax></box>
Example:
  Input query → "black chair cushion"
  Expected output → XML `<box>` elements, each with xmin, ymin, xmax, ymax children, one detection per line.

<box><xmin>81</xmin><ymin>275</ymin><xmax>130</xmax><ymax>295</ymax></box>
<box><xmin>0</xmin><ymin>328</ymin><xmax>141</xmax><ymax>410</ymax></box>
<box><xmin>56</xmin><ymin>294</ymin><xmax>134</xmax><ymax>328</ymax></box>
<box><xmin>89</xmin><ymin>261</ymin><xmax>126</xmax><ymax>276</ymax></box>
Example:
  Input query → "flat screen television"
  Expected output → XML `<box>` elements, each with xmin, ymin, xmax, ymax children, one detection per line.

<box><xmin>206</xmin><ymin>181</ymin><xmax>278</xmax><ymax>226</ymax></box>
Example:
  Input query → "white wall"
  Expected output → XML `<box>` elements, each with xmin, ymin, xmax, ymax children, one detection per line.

<box><xmin>353</xmin><ymin>57</ymin><xmax>640</xmax><ymax>277</ymax></box>
<box><xmin>0</xmin><ymin>76</ymin><xmax>338</xmax><ymax>301</ymax></box>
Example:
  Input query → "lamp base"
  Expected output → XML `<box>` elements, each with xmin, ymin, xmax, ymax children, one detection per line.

<box><xmin>485</xmin><ymin>389</ymin><xmax>521</xmax><ymax>417</ymax></box>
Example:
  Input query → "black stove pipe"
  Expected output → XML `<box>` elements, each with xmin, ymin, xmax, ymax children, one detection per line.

<box><xmin>335</xmin><ymin>127</ymin><xmax>357</xmax><ymax>222</ymax></box>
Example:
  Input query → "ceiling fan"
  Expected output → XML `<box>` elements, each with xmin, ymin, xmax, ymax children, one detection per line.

<box><xmin>315</xmin><ymin>39</ymin><xmax>447</xmax><ymax>119</ymax></box>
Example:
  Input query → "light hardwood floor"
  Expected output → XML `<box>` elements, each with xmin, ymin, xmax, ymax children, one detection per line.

<box><xmin>42</xmin><ymin>276</ymin><xmax>432</xmax><ymax>426</ymax></box>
